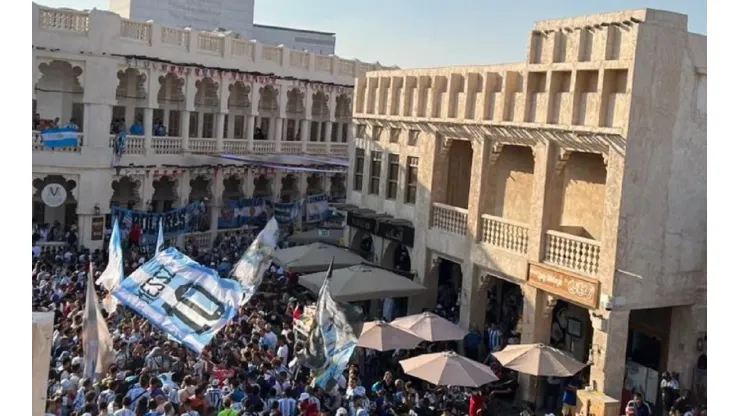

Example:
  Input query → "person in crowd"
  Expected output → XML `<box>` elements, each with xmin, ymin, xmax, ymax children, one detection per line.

<box><xmin>626</xmin><ymin>392</ymin><xmax>653</xmax><ymax>416</ymax></box>
<box><xmin>153</xmin><ymin>119</ymin><xmax>167</xmax><ymax>136</ymax></box>
<box><xmin>130</xmin><ymin>118</ymin><xmax>145</xmax><ymax>135</ymax></box>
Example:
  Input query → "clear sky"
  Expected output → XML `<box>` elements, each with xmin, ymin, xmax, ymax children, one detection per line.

<box><xmin>34</xmin><ymin>0</ymin><xmax>706</xmax><ymax>68</ymax></box>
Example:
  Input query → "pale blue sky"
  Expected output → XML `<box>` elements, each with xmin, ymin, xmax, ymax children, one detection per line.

<box><xmin>34</xmin><ymin>0</ymin><xmax>706</xmax><ymax>68</ymax></box>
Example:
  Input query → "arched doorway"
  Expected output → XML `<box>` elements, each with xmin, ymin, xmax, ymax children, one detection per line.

<box><xmin>189</xmin><ymin>175</ymin><xmax>213</xmax><ymax>232</ymax></box>
<box><xmin>253</xmin><ymin>174</ymin><xmax>272</xmax><ymax>199</ymax></box>
<box><xmin>35</xmin><ymin>60</ymin><xmax>84</xmax><ymax>129</ymax></box>
<box><xmin>32</xmin><ymin>175</ymin><xmax>78</xmax><ymax>242</ymax></box>
<box><xmin>151</xmin><ymin>175</ymin><xmax>177</xmax><ymax>213</ymax></box>
<box><xmin>279</xmin><ymin>174</ymin><xmax>301</xmax><ymax>202</ymax></box>
<box><xmin>350</xmin><ymin>230</ymin><xmax>374</xmax><ymax>262</ymax></box>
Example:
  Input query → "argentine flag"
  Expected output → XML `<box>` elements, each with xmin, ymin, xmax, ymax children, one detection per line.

<box><xmin>156</xmin><ymin>218</ymin><xmax>164</xmax><ymax>254</ymax></box>
<box><xmin>41</xmin><ymin>127</ymin><xmax>79</xmax><ymax>149</ymax></box>
<box><xmin>96</xmin><ymin>219</ymin><xmax>124</xmax><ymax>313</ymax></box>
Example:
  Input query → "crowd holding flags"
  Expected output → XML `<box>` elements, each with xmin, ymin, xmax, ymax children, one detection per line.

<box><xmin>87</xmin><ymin>215</ymin><xmax>357</xmax><ymax>380</ymax></box>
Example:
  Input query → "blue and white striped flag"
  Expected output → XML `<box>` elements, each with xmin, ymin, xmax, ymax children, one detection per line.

<box><xmin>112</xmin><ymin>248</ymin><xmax>243</xmax><ymax>353</ymax></box>
<box><xmin>231</xmin><ymin>218</ymin><xmax>279</xmax><ymax>305</ymax></box>
<box><xmin>96</xmin><ymin>219</ymin><xmax>124</xmax><ymax>313</ymax></box>
<box><xmin>41</xmin><ymin>127</ymin><xmax>79</xmax><ymax>149</ymax></box>
<box><xmin>310</xmin><ymin>259</ymin><xmax>362</xmax><ymax>389</ymax></box>
<box><xmin>156</xmin><ymin>218</ymin><xmax>165</xmax><ymax>254</ymax></box>
<box><xmin>83</xmin><ymin>263</ymin><xmax>115</xmax><ymax>382</ymax></box>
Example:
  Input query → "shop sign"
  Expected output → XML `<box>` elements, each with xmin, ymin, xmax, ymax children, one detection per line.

<box><xmin>41</xmin><ymin>183</ymin><xmax>67</xmax><ymax>207</ymax></box>
<box><xmin>347</xmin><ymin>211</ymin><xmax>415</xmax><ymax>247</ymax></box>
<box><xmin>527</xmin><ymin>263</ymin><xmax>600</xmax><ymax>309</ymax></box>
<box><xmin>91</xmin><ymin>216</ymin><xmax>105</xmax><ymax>241</ymax></box>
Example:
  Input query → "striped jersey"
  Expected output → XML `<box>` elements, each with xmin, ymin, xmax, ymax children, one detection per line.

<box><xmin>488</xmin><ymin>328</ymin><xmax>503</xmax><ymax>352</ymax></box>
<box><xmin>278</xmin><ymin>397</ymin><xmax>297</xmax><ymax>416</ymax></box>
<box><xmin>206</xmin><ymin>387</ymin><xmax>223</xmax><ymax>409</ymax></box>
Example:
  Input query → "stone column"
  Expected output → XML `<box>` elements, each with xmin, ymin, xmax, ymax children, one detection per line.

<box><xmin>323</xmin><ymin>121</ymin><xmax>333</xmax><ymax>143</ymax></box>
<box><xmin>589</xmin><ymin>310</ymin><xmax>630</xmax><ymax>398</ymax></box>
<box><xmin>180</xmin><ymin>111</ymin><xmax>191</xmax><ymax>149</ymax></box>
<box><xmin>143</xmin><ymin>108</ymin><xmax>154</xmax><ymax>152</ymax></box>
<box><xmin>458</xmin><ymin>137</ymin><xmax>491</xmax><ymax>331</ymax></box>
<box><xmin>271</xmin><ymin>172</ymin><xmax>282</xmax><ymax>201</ymax></box>
<box><xmin>518</xmin><ymin>284</ymin><xmax>557</xmax><ymax>404</ymax></box>
<box><xmin>274</xmin><ymin>117</ymin><xmax>284</xmax><ymax>142</ymax></box>
<box><xmin>216</xmin><ymin>113</ymin><xmax>226</xmax><ymax>151</ymax></box>
<box><xmin>210</xmin><ymin>169</ymin><xmax>225</xmax><ymax>245</ymax></box>
<box><xmin>246</xmin><ymin>115</ymin><xmax>255</xmax><ymax>151</ymax></box>
<box><xmin>227</xmin><ymin>114</ymin><xmax>236</xmax><ymax>139</ymax></box>
<box><xmin>526</xmin><ymin>141</ymin><xmax>556</xmax><ymax>262</ymax></box>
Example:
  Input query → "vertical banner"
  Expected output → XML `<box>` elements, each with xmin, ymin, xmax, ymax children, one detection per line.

<box><xmin>91</xmin><ymin>216</ymin><xmax>105</xmax><ymax>241</ymax></box>
<box><xmin>231</xmin><ymin>218</ymin><xmax>279</xmax><ymax>304</ymax></box>
<box><xmin>32</xmin><ymin>312</ymin><xmax>55</xmax><ymax>416</ymax></box>
<box><xmin>305</xmin><ymin>194</ymin><xmax>329</xmax><ymax>224</ymax></box>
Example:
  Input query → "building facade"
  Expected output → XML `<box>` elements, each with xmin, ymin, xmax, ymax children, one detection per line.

<box><xmin>252</xmin><ymin>24</ymin><xmax>336</xmax><ymax>56</ymax></box>
<box><xmin>32</xmin><ymin>4</ymin><xmax>391</xmax><ymax>252</ymax></box>
<box><xmin>110</xmin><ymin>0</ymin><xmax>256</xmax><ymax>38</ymax></box>
<box><xmin>346</xmin><ymin>9</ymin><xmax>706</xmax><ymax>406</ymax></box>
<box><xmin>110</xmin><ymin>0</ymin><xmax>336</xmax><ymax>55</ymax></box>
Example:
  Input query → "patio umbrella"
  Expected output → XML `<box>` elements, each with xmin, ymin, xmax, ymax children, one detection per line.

<box><xmin>391</xmin><ymin>311</ymin><xmax>466</xmax><ymax>342</ymax></box>
<box><xmin>492</xmin><ymin>343</ymin><xmax>586</xmax><ymax>377</ymax></box>
<box><xmin>357</xmin><ymin>321</ymin><xmax>423</xmax><ymax>351</ymax></box>
<box><xmin>287</xmin><ymin>228</ymin><xmax>344</xmax><ymax>246</ymax></box>
<box><xmin>298</xmin><ymin>264</ymin><xmax>427</xmax><ymax>302</ymax></box>
<box><xmin>400</xmin><ymin>351</ymin><xmax>498</xmax><ymax>387</ymax></box>
<box><xmin>273</xmin><ymin>242</ymin><xmax>364</xmax><ymax>273</ymax></box>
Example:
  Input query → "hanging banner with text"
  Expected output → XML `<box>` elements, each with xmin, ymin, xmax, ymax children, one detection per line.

<box><xmin>111</xmin><ymin>202</ymin><xmax>206</xmax><ymax>239</ymax></box>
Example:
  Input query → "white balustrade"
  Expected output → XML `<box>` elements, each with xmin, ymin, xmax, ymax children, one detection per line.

<box><xmin>329</xmin><ymin>143</ymin><xmax>348</xmax><ymax>156</ymax></box>
<box><xmin>108</xmin><ymin>134</ymin><xmax>146</xmax><ymax>154</ymax></box>
<box><xmin>252</xmin><ymin>141</ymin><xmax>277</xmax><ymax>154</ymax></box>
<box><xmin>544</xmin><ymin>230</ymin><xmax>601</xmax><ymax>276</ymax></box>
<box><xmin>120</xmin><ymin>19</ymin><xmax>151</xmax><ymax>43</ymax></box>
<box><xmin>38</xmin><ymin>8</ymin><xmax>89</xmax><ymax>33</ymax></box>
<box><xmin>222</xmin><ymin>139</ymin><xmax>249</xmax><ymax>155</ymax></box>
<box><xmin>480</xmin><ymin>214</ymin><xmax>529</xmax><ymax>254</ymax></box>
<box><xmin>160</xmin><ymin>27</ymin><xmax>189</xmax><ymax>48</ymax></box>
<box><xmin>183</xmin><ymin>231</ymin><xmax>212</xmax><ymax>251</ymax></box>
<box><xmin>281</xmin><ymin>142</ymin><xmax>303</xmax><ymax>154</ymax></box>
<box><xmin>431</xmin><ymin>202</ymin><xmax>468</xmax><ymax>236</ymax></box>
<box><xmin>152</xmin><ymin>137</ymin><xmax>184</xmax><ymax>154</ymax></box>
<box><xmin>198</xmin><ymin>33</ymin><xmax>224</xmax><ymax>55</ymax></box>
<box><xmin>306</xmin><ymin>143</ymin><xmax>327</xmax><ymax>155</ymax></box>
<box><xmin>188</xmin><ymin>139</ymin><xmax>218</xmax><ymax>154</ymax></box>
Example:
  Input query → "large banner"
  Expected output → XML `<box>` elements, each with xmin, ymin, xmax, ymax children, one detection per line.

<box><xmin>305</xmin><ymin>194</ymin><xmax>329</xmax><ymax>224</ymax></box>
<box><xmin>308</xmin><ymin>262</ymin><xmax>363</xmax><ymax>390</ymax></box>
<box><xmin>112</xmin><ymin>248</ymin><xmax>243</xmax><ymax>353</ymax></box>
<box><xmin>112</xmin><ymin>202</ymin><xmax>206</xmax><ymax>238</ymax></box>
<box><xmin>218</xmin><ymin>198</ymin><xmax>267</xmax><ymax>229</ymax></box>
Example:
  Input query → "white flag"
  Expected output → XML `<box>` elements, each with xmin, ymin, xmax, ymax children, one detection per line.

<box><xmin>83</xmin><ymin>263</ymin><xmax>115</xmax><ymax>381</ymax></box>
<box><xmin>96</xmin><ymin>218</ymin><xmax>124</xmax><ymax>313</ymax></box>
<box><xmin>156</xmin><ymin>217</ymin><xmax>164</xmax><ymax>254</ymax></box>
<box><xmin>231</xmin><ymin>218</ymin><xmax>279</xmax><ymax>305</ymax></box>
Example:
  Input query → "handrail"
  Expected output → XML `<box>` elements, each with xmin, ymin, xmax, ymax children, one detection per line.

<box><xmin>545</xmin><ymin>229</ymin><xmax>599</xmax><ymax>246</ymax></box>
<box><xmin>432</xmin><ymin>202</ymin><xmax>469</xmax><ymax>214</ymax></box>
<box><xmin>481</xmin><ymin>213</ymin><xmax>528</xmax><ymax>229</ymax></box>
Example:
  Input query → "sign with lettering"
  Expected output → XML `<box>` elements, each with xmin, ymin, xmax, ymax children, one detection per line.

<box><xmin>527</xmin><ymin>263</ymin><xmax>600</xmax><ymax>309</ymax></box>
<box><xmin>346</xmin><ymin>211</ymin><xmax>415</xmax><ymax>247</ymax></box>
<box><xmin>41</xmin><ymin>184</ymin><xmax>67</xmax><ymax>208</ymax></box>
<box><xmin>91</xmin><ymin>216</ymin><xmax>105</xmax><ymax>241</ymax></box>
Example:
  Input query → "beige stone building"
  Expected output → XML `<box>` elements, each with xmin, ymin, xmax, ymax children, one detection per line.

<box><xmin>342</xmin><ymin>8</ymin><xmax>706</xmax><ymax>407</ymax></box>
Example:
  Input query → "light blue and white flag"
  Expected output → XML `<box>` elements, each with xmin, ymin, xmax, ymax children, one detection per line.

<box><xmin>274</xmin><ymin>201</ymin><xmax>303</xmax><ymax>224</ymax></box>
<box><xmin>41</xmin><ymin>127</ymin><xmax>79</xmax><ymax>149</ymax></box>
<box><xmin>112</xmin><ymin>248</ymin><xmax>243</xmax><ymax>353</ymax></box>
<box><xmin>82</xmin><ymin>263</ymin><xmax>115</xmax><ymax>382</ymax></box>
<box><xmin>305</xmin><ymin>194</ymin><xmax>329</xmax><ymax>224</ymax></box>
<box><xmin>231</xmin><ymin>218</ymin><xmax>279</xmax><ymax>305</ymax></box>
<box><xmin>310</xmin><ymin>259</ymin><xmax>362</xmax><ymax>390</ymax></box>
<box><xmin>96</xmin><ymin>219</ymin><xmax>125</xmax><ymax>313</ymax></box>
<box><xmin>156</xmin><ymin>218</ymin><xmax>165</xmax><ymax>254</ymax></box>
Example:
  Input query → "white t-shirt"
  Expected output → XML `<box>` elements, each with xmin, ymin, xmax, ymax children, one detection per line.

<box><xmin>277</xmin><ymin>344</ymin><xmax>290</xmax><ymax>366</ymax></box>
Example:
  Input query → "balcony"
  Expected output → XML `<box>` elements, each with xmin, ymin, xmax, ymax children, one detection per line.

<box><xmin>431</xmin><ymin>202</ymin><xmax>468</xmax><ymax>236</ymax></box>
<box><xmin>543</xmin><ymin>230</ymin><xmax>600</xmax><ymax>276</ymax></box>
<box><xmin>480</xmin><ymin>215</ymin><xmax>529</xmax><ymax>254</ymax></box>
<box><xmin>34</xmin><ymin>131</ymin><xmax>349</xmax><ymax>157</ymax></box>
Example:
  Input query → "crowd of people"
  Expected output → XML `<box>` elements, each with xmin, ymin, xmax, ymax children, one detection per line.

<box><xmin>32</xmin><ymin>224</ymin><xmax>706</xmax><ymax>416</ymax></box>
